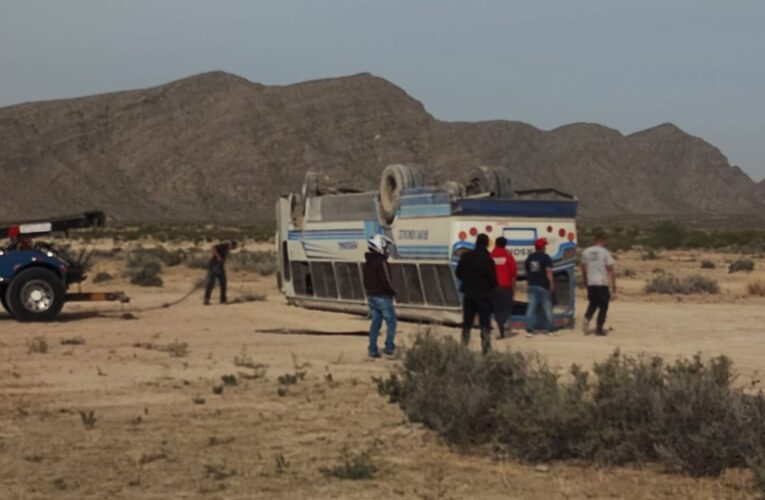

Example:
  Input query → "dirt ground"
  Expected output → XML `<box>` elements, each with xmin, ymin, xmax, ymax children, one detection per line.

<box><xmin>1</xmin><ymin>247</ymin><xmax>763</xmax><ymax>499</ymax></box>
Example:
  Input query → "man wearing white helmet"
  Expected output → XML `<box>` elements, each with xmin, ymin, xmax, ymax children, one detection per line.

<box><xmin>362</xmin><ymin>234</ymin><xmax>397</xmax><ymax>358</ymax></box>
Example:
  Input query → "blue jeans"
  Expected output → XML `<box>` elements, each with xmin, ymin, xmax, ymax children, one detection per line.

<box><xmin>368</xmin><ymin>296</ymin><xmax>397</xmax><ymax>355</ymax></box>
<box><xmin>526</xmin><ymin>285</ymin><xmax>554</xmax><ymax>332</ymax></box>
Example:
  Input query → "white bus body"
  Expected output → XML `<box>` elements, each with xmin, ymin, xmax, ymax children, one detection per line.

<box><xmin>276</xmin><ymin>183</ymin><xmax>578</xmax><ymax>328</ymax></box>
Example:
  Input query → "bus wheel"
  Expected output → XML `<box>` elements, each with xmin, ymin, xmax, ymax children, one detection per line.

<box><xmin>302</xmin><ymin>170</ymin><xmax>322</xmax><ymax>198</ymax></box>
<box><xmin>6</xmin><ymin>268</ymin><xmax>65</xmax><ymax>322</ymax></box>
<box><xmin>379</xmin><ymin>164</ymin><xmax>427</xmax><ymax>225</ymax></box>
<box><xmin>465</xmin><ymin>166</ymin><xmax>513</xmax><ymax>198</ymax></box>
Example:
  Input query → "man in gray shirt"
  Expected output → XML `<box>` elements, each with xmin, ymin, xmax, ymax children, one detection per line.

<box><xmin>580</xmin><ymin>233</ymin><xmax>616</xmax><ymax>336</ymax></box>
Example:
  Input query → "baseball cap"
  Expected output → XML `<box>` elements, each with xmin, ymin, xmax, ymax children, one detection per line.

<box><xmin>534</xmin><ymin>238</ymin><xmax>548</xmax><ymax>250</ymax></box>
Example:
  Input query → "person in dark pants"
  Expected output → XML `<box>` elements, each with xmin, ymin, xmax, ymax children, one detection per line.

<box><xmin>204</xmin><ymin>240</ymin><xmax>238</xmax><ymax>305</ymax></box>
<box><xmin>456</xmin><ymin>233</ymin><xmax>498</xmax><ymax>354</ymax></box>
<box><xmin>581</xmin><ymin>233</ymin><xmax>616</xmax><ymax>336</ymax></box>
<box><xmin>524</xmin><ymin>238</ymin><xmax>556</xmax><ymax>337</ymax></box>
<box><xmin>491</xmin><ymin>236</ymin><xmax>517</xmax><ymax>339</ymax></box>
<box><xmin>362</xmin><ymin>234</ymin><xmax>397</xmax><ymax>358</ymax></box>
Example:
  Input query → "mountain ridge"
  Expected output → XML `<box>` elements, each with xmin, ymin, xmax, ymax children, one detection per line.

<box><xmin>0</xmin><ymin>71</ymin><xmax>762</xmax><ymax>223</ymax></box>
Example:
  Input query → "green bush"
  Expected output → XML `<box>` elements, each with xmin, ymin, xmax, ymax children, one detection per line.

<box><xmin>376</xmin><ymin>335</ymin><xmax>765</xmax><ymax>480</ymax></box>
<box><xmin>645</xmin><ymin>275</ymin><xmax>719</xmax><ymax>295</ymax></box>
<box><xmin>729</xmin><ymin>259</ymin><xmax>755</xmax><ymax>273</ymax></box>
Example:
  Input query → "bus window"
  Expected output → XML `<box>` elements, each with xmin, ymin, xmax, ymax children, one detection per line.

<box><xmin>281</xmin><ymin>241</ymin><xmax>291</xmax><ymax>281</ymax></box>
<box><xmin>291</xmin><ymin>262</ymin><xmax>312</xmax><ymax>296</ymax></box>
<box><xmin>421</xmin><ymin>264</ymin><xmax>461</xmax><ymax>307</ymax></box>
<box><xmin>311</xmin><ymin>262</ymin><xmax>338</xmax><ymax>298</ymax></box>
<box><xmin>421</xmin><ymin>265</ymin><xmax>445</xmax><ymax>305</ymax></box>
<box><xmin>389</xmin><ymin>263</ymin><xmax>424</xmax><ymax>304</ymax></box>
<box><xmin>553</xmin><ymin>271</ymin><xmax>572</xmax><ymax>312</ymax></box>
<box><xmin>336</xmin><ymin>262</ymin><xmax>365</xmax><ymax>301</ymax></box>
<box><xmin>436</xmin><ymin>265</ymin><xmax>461</xmax><ymax>306</ymax></box>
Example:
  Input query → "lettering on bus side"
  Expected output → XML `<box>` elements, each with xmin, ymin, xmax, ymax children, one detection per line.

<box><xmin>510</xmin><ymin>247</ymin><xmax>534</xmax><ymax>257</ymax></box>
<box><xmin>398</xmin><ymin>229</ymin><xmax>429</xmax><ymax>240</ymax></box>
<box><xmin>338</xmin><ymin>241</ymin><xmax>358</xmax><ymax>250</ymax></box>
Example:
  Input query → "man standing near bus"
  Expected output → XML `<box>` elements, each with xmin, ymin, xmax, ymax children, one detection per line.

<box><xmin>581</xmin><ymin>232</ymin><xmax>616</xmax><ymax>336</ymax></box>
<box><xmin>524</xmin><ymin>238</ymin><xmax>556</xmax><ymax>337</ymax></box>
<box><xmin>363</xmin><ymin>234</ymin><xmax>397</xmax><ymax>358</ymax></box>
<box><xmin>491</xmin><ymin>236</ymin><xmax>517</xmax><ymax>339</ymax></box>
<box><xmin>204</xmin><ymin>240</ymin><xmax>238</xmax><ymax>305</ymax></box>
<box><xmin>456</xmin><ymin>233</ymin><xmax>498</xmax><ymax>354</ymax></box>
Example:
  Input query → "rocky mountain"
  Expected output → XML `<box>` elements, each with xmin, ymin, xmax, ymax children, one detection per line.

<box><xmin>1</xmin><ymin>71</ymin><xmax>762</xmax><ymax>224</ymax></box>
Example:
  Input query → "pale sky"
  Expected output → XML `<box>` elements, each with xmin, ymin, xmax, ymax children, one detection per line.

<box><xmin>1</xmin><ymin>0</ymin><xmax>763</xmax><ymax>180</ymax></box>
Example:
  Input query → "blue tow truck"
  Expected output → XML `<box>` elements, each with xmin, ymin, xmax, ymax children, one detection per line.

<box><xmin>0</xmin><ymin>211</ymin><xmax>127</xmax><ymax>322</ymax></box>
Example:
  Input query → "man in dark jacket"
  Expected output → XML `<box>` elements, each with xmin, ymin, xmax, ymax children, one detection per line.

<box><xmin>456</xmin><ymin>233</ymin><xmax>498</xmax><ymax>354</ymax></box>
<box><xmin>524</xmin><ymin>238</ymin><xmax>556</xmax><ymax>336</ymax></box>
<box><xmin>204</xmin><ymin>240</ymin><xmax>238</xmax><ymax>305</ymax></box>
<box><xmin>362</xmin><ymin>234</ymin><xmax>397</xmax><ymax>358</ymax></box>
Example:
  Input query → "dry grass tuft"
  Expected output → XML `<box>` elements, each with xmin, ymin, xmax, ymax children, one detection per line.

<box><xmin>747</xmin><ymin>279</ymin><xmax>765</xmax><ymax>297</ymax></box>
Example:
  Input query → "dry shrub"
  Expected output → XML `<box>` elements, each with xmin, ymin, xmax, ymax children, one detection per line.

<box><xmin>92</xmin><ymin>271</ymin><xmax>113</xmax><ymax>283</ymax></box>
<box><xmin>752</xmin><ymin>454</ymin><xmax>765</xmax><ymax>499</ymax></box>
<box><xmin>377</xmin><ymin>335</ymin><xmax>765</xmax><ymax>479</ymax></box>
<box><xmin>320</xmin><ymin>445</ymin><xmax>378</xmax><ymax>480</ymax></box>
<box><xmin>645</xmin><ymin>275</ymin><xmax>719</xmax><ymax>295</ymax></box>
<box><xmin>748</xmin><ymin>280</ymin><xmax>765</xmax><ymax>297</ymax></box>
<box><xmin>729</xmin><ymin>259</ymin><xmax>755</xmax><ymax>274</ymax></box>
<box><xmin>641</xmin><ymin>249</ymin><xmax>659</xmax><ymax>261</ymax></box>
<box><xmin>700</xmin><ymin>260</ymin><xmax>716</xmax><ymax>269</ymax></box>
<box><xmin>128</xmin><ymin>261</ymin><xmax>163</xmax><ymax>287</ymax></box>
<box><xmin>620</xmin><ymin>268</ymin><xmax>636</xmax><ymax>278</ymax></box>
<box><xmin>231</xmin><ymin>250</ymin><xmax>278</xmax><ymax>276</ymax></box>
<box><xmin>186</xmin><ymin>252</ymin><xmax>210</xmax><ymax>270</ymax></box>
<box><xmin>128</xmin><ymin>247</ymin><xmax>183</xmax><ymax>267</ymax></box>
<box><xmin>27</xmin><ymin>336</ymin><xmax>48</xmax><ymax>354</ymax></box>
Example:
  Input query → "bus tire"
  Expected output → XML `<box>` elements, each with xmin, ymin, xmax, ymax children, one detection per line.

<box><xmin>465</xmin><ymin>166</ymin><xmax>513</xmax><ymax>198</ymax></box>
<box><xmin>5</xmin><ymin>268</ymin><xmax>65</xmax><ymax>322</ymax></box>
<box><xmin>379</xmin><ymin>164</ymin><xmax>427</xmax><ymax>225</ymax></box>
<box><xmin>442</xmin><ymin>180</ymin><xmax>465</xmax><ymax>199</ymax></box>
<box><xmin>302</xmin><ymin>170</ymin><xmax>321</xmax><ymax>198</ymax></box>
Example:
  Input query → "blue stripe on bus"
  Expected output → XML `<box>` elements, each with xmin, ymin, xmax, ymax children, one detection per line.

<box><xmin>455</xmin><ymin>199</ymin><xmax>578</xmax><ymax>218</ymax></box>
<box><xmin>289</xmin><ymin>230</ymin><xmax>364</xmax><ymax>240</ymax></box>
<box><xmin>399</xmin><ymin>194</ymin><xmax>451</xmax><ymax>206</ymax></box>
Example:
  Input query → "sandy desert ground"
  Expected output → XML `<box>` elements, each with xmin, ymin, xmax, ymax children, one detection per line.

<box><xmin>1</xmin><ymin>245</ymin><xmax>764</xmax><ymax>499</ymax></box>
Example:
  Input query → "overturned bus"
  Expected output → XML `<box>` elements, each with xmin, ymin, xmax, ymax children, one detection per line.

<box><xmin>275</xmin><ymin>165</ymin><xmax>578</xmax><ymax>329</ymax></box>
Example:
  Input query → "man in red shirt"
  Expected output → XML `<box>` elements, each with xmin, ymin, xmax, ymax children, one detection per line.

<box><xmin>491</xmin><ymin>236</ymin><xmax>518</xmax><ymax>339</ymax></box>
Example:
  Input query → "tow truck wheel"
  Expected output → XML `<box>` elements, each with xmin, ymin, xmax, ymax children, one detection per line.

<box><xmin>6</xmin><ymin>268</ymin><xmax>65</xmax><ymax>322</ymax></box>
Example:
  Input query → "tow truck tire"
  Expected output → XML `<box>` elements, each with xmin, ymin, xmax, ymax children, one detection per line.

<box><xmin>5</xmin><ymin>268</ymin><xmax>65</xmax><ymax>322</ymax></box>
<box><xmin>379</xmin><ymin>164</ymin><xmax>427</xmax><ymax>225</ymax></box>
<box><xmin>465</xmin><ymin>166</ymin><xmax>513</xmax><ymax>198</ymax></box>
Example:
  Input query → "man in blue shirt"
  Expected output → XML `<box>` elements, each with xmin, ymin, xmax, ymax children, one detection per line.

<box><xmin>524</xmin><ymin>238</ymin><xmax>556</xmax><ymax>337</ymax></box>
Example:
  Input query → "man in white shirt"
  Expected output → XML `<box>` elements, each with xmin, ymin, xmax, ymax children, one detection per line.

<box><xmin>580</xmin><ymin>233</ymin><xmax>616</xmax><ymax>336</ymax></box>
